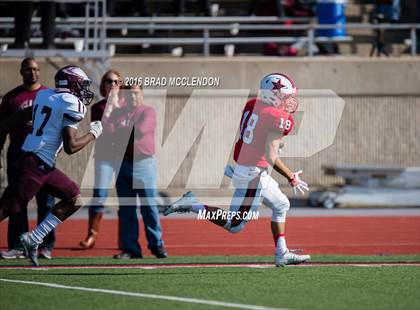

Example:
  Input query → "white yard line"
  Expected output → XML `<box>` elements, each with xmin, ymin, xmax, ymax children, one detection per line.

<box><xmin>0</xmin><ymin>278</ymin><xmax>290</xmax><ymax>310</ymax></box>
<box><xmin>1</xmin><ymin>262</ymin><xmax>420</xmax><ymax>270</ymax></box>
<box><xmin>0</xmin><ymin>263</ymin><xmax>274</xmax><ymax>270</ymax></box>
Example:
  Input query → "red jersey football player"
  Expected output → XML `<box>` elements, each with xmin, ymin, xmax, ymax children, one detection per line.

<box><xmin>164</xmin><ymin>73</ymin><xmax>310</xmax><ymax>267</ymax></box>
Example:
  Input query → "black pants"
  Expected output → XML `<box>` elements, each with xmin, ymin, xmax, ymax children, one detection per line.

<box><xmin>6</xmin><ymin>145</ymin><xmax>55</xmax><ymax>251</ymax></box>
<box><xmin>248</xmin><ymin>0</ymin><xmax>284</xmax><ymax>17</ymax></box>
<box><xmin>174</xmin><ymin>0</ymin><xmax>211</xmax><ymax>16</ymax></box>
<box><xmin>135</xmin><ymin>0</ymin><xmax>150</xmax><ymax>16</ymax></box>
<box><xmin>14</xmin><ymin>1</ymin><xmax>56</xmax><ymax>48</ymax></box>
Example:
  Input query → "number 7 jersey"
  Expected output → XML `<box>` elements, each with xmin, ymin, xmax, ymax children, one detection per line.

<box><xmin>233</xmin><ymin>98</ymin><xmax>294</xmax><ymax>168</ymax></box>
<box><xmin>22</xmin><ymin>88</ymin><xmax>87</xmax><ymax>167</ymax></box>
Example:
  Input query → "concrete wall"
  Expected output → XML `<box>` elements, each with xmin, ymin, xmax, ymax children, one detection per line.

<box><xmin>1</xmin><ymin>95</ymin><xmax>418</xmax><ymax>189</ymax></box>
<box><xmin>1</xmin><ymin>57</ymin><xmax>419</xmax><ymax>96</ymax></box>
<box><xmin>1</xmin><ymin>57</ymin><xmax>419</xmax><ymax>190</ymax></box>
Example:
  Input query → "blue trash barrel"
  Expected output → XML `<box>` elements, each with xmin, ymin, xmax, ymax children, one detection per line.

<box><xmin>316</xmin><ymin>0</ymin><xmax>347</xmax><ymax>37</ymax></box>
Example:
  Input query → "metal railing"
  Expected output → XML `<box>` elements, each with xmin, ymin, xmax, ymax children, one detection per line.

<box><xmin>0</xmin><ymin>12</ymin><xmax>418</xmax><ymax>57</ymax></box>
<box><xmin>0</xmin><ymin>0</ymin><xmax>108</xmax><ymax>60</ymax></box>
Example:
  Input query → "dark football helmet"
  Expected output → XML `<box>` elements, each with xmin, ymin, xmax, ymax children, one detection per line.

<box><xmin>54</xmin><ymin>65</ymin><xmax>94</xmax><ymax>105</ymax></box>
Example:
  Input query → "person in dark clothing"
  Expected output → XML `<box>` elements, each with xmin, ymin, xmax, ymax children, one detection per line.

<box><xmin>248</xmin><ymin>0</ymin><xmax>284</xmax><ymax>17</ymax></box>
<box><xmin>12</xmin><ymin>2</ymin><xmax>56</xmax><ymax>49</ymax></box>
<box><xmin>174</xmin><ymin>0</ymin><xmax>211</xmax><ymax>16</ymax></box>
<box><xmin>0</xmin><ymin>58</ymin><xmax>55</xmax><ymax>260</ymax></box>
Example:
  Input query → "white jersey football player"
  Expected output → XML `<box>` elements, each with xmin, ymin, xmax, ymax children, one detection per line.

<box><xmin>164</xmin><ymin>73</ymin><xmax>310</xmax><ymax>267</ymax></box>
<box><xmin>0</xmin><ymin>65</ymin><xmax>103</xmax><ymax>266</ymax></box>
<box><xmin>22</xmin><ymin>87</ymin><xmax>87</xmax><ymax>167</ymax></box>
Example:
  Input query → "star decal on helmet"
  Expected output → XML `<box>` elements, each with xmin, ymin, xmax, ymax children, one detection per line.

<box><xmin>272</xmin><ymin>79</ymin><xmax>285</xmax><ymax>90</ymax></box>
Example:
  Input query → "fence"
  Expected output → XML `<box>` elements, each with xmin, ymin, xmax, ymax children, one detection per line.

<box><xmin>0</xmin><ymin>0</ymin><xmax>108</xmax><ymax>60</ymax></box>
<box><xmin>0</xmin><ymin>13</ymin><xmax>419</xmax><ymax>57</ymax></box>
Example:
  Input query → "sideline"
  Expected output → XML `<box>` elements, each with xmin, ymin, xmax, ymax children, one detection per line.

<box><xmin>1</xmin><ymin>262</ymin><xmax>420</xmax><ymax>270</ymax></box>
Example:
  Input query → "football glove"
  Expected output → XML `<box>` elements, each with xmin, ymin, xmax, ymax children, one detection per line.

<box><xmin>289</xmin><ymin>170</ymin><xmax>309</xmax><ymax>195</ymax></box>
<box><xmin>89</xmin><ymin>120</ymin><xmax>103</xmax><ymax>139</ymax></box>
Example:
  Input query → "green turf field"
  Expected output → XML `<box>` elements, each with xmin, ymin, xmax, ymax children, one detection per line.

<box><xmin>1</xmin><ymin>255</ymin><xmax>419</xmax><ymax>310</ymax></box>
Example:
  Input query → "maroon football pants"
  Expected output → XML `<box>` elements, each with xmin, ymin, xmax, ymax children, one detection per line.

<box><xmin>0</xmin><ymin>153</ymin><xmax>80</xmax><ymax>215</ymax></box>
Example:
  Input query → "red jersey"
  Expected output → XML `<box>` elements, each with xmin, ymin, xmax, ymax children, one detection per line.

<box><xmin>0</xmin><ymin>85</ymin><xmax>48</xmax><ymax>149</ymax></box>
<box><xmin>91</xmin><ymin>99</ymin><xmax>107</xmax><ymax>122</ymax></box>
<box><xmin>102</xmin><ymin>102</ymin><xmax>156</xmax><ymax>162</ymax></box>
<box><xmin>90</xmin><ymin>99</ymin><xmax>110</xmax><ymax>160</ymax></box>
<box><xmin>233</xmin><ymin>98</ymin><xmax>294</xmax><ymax>168</ymax></box>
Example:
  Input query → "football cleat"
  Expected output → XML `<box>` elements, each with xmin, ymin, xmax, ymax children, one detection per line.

<box><xmin>163</xmin><ymin>191</ymin><xmax>197</xmax><ymax>216</ymax></box>
<box><xmin>275</xmin><ymin>250</ymin><xmax>310</xmax><ymax>267</ymax></box>
<box><xmin>38</xmin><ymin>248</ymin><xmax>53</xmax><ymax>260</ymax></box>
<box><xmin>0</xmin><ymin>249</ymin><xmax>25</xmax><ymax>259</ymax></box>
<box><xmin>19</xmin><ymin>233</ymin><xmax>39</xmax><ymax>267</ymax></box>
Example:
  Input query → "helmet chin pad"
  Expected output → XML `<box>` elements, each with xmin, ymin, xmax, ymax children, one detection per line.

<box><xmin>80</xmin><ymin>80</ymin><xmax>94</xmax><ymax>105</ymax></box>
<box><xmin>82</xmin><ymin>90</ymin><xmax>94</xmax><ymax>105</ymax></box>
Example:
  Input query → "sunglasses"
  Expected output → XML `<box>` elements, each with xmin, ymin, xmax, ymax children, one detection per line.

<box><xmin>106</xmin><ymin>78</ymin><xmax>120</xmax><ymax>85</ymax></box>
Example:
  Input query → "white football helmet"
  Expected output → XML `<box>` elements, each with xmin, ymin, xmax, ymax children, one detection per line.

<box><xmin>259</xmin><ymin>73</ymin><xmax>298</xmax><ymax>113</ymax></box>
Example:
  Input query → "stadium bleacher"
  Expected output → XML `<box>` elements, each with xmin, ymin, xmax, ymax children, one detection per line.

<box><xmin>0</xmin><ymin>0</ymin><xmax>418</xmax><ymax>58</ymax></box>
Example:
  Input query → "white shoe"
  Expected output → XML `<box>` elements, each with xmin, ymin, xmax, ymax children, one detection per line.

<box><xmin>163</xmin><ymin>192</ymin><xmax>197</xmax><ymax>216</ymax></box>
<box><xmin>275</xmin><ymin>250</ymin><xmax>311</xmax><ymax>267</ymax></box>
<box><xmin>1</xmin><ymin>249</ymin><xmax>25</xmax><ymax>259</ymax></box>
<box><xmin>38</xmin><ymin>248</ymin><xmax>53</xmax><ymax>259</ymax></box>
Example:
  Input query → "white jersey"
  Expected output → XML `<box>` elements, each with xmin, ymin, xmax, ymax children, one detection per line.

<box><xmin>22</xmin><ymin>88</ymin><xmax>86</xmax><ymax>167</ymax></box>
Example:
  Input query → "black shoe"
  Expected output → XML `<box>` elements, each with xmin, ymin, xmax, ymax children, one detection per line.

<box><xmin>113</xmin><ymin>252</ymin><xmax>143</xmax><ymax>259</ymax></box>
<box><xmin>149</xmin><ymin>246</ymin><xmax>168</xmax><ymax>258</ymax></box>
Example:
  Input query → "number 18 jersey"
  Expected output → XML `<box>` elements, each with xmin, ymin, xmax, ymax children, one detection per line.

<box><xmin>233</xmin><ymin>98</ymin><xmax>294</xmax><ymax>168</ymax></box>
<box><xmin>22</xmin><ymin>89</ymin><xmax>86</xmax><ymax>167</ymax></box>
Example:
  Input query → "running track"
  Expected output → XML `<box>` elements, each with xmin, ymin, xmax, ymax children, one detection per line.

<box><xmin>1</xmin><ymin>216</ymin><xmax>419</xmax><ymax>257</ymax></box>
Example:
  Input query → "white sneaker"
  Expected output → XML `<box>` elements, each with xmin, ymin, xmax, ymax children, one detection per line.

<box><xmin>163</xmin><ymin>192</ymin><xmax>197</xmax><ymax>216</ymax></box>
<box><xmin>38</xmin><ymin>248</ymin><xmax>53</xmax><ymax>259</ymax></box>
<box><xmin>275</xmin><ymin>250</ymin><xmax>311</xmax><ymax>267</ymax></box>
<box><xmin>1</xmin><ymin>249</ymin><xmax>25</xmax><ymax>259</ymax></box>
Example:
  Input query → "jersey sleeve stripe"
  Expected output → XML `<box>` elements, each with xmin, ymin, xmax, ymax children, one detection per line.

<box><xmin>63</xmin><ymin>113</ymin><xmax>83</xmax><ymax>122</ymax></box>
